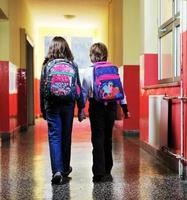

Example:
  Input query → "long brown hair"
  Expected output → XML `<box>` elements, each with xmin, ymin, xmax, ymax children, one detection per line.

<box><xmin>89</xmin><ymin>42</ymin><xmax>108</xmax><ymax>63</ymax></box>
<box><xmin>43</xmin><ymin>36</ymin><xmax>74</xmax><ymax>65</ymax></box>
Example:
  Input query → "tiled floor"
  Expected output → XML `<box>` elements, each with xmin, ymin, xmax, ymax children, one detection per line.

<box><xmin>0</xmin><ymin>118</ymin><xmax>187</xmax><ymax>200</ymax></box>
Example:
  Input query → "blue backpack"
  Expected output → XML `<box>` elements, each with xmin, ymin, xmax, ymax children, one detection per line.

<box><xmin>45</xmin><ymin>59</ymin><xmax>80</xmax><ymax>101</ymax></box>
<box><xmin>93</xmin><ymin>61</ymin><xmax>124</xmax><ymax>102</ymax></box>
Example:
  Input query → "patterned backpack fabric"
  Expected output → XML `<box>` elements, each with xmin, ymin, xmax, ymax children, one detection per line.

<box><xmin>93</xmin><ymin>61</ymin><xmax>124</xmax><ymax>102</ymax></box>
<box><xmin>44</xmin><ymin>59</ymin><xmax>80</xmax><ymax>101</ymax></box>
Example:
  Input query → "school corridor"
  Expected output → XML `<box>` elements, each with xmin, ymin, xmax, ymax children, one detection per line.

<box><xmin>0</xmin><ymin>118</ymin><xmax>186</xmax><ymax>200</ymax></box>
<box><xmin>1</xmin><ymin>0</ymin><xmax>187</xmax><ymax>199</ymax></box>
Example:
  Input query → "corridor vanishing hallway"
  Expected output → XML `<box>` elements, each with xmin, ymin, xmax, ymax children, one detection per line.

<box><xmin>0</xmin><ymin>118</ymin><xmax>187</xmax><ymax>200</ymax></box>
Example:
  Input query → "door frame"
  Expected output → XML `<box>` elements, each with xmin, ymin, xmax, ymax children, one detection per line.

<box><xmin>20</xmin><ymin>28</ymin><xmax>35</xmax><ymax>127</ymax></box>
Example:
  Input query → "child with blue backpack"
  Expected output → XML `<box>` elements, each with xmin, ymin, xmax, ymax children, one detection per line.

<box><xmin>81</xmin><ymin>42</ymin><xmax>130</xmax><ymax>183</ymax></box>
<box><xmin>40</xmin><ymin>36</ymin><xmax>85</xmax><ymax>184</ymax></box>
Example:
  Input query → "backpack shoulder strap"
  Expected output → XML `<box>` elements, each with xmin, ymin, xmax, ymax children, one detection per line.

<box><xmin>93</xmin><ymin>61</ymin><xmax>113</xmax><ymax>69</ymax></box>
<box><xmin>45</xmin><ymin>60</ymin><xmax>56</xmax><ymax>73</ymax></box>
<box><xmin>46</xmin><ymin>59</ymin><xmax>75</xmax><ymax>71</ymax></box>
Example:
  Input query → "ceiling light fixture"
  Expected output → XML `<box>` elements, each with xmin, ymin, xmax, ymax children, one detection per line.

<box><xmin>63</xmin><ymin>14</ymin><xmax>76</xmax><ymax>19</ymax></box>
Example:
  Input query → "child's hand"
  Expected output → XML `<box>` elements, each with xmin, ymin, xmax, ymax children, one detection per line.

<box><xmin>78</xmin><ymin>109</ymin><xmax>86</xmax><ymax>122</ymax></box>
<box><xmin>42</xmin><ymin>112</ymin><xmax>46</xmax><ymax>120</ymax></box>
<box><xmin>121</xmin><ymin>104</ymin><xmax>130</xmax><ymax>119</ymax></box>
<box><xmin>124</xmin><ymin>111</ymin><xmax>131</xmax><ymax>119</ymax></box>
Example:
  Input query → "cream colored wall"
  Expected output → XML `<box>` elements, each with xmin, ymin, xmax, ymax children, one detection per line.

<box><xmin>0</xmin><ymin>0</ymin><xmax>8</xmax><ymax>17</ymax></box>
<box><xmin>0</xmin><ymin>0</ymin><xmax>35</xmax><ymax>66</ymax></box>
<box><xmin>142</xmin><ymin>0</ymin><xmax>158</xmax><ymax>54</ymax></box>
<box><xmin>123</xmin><ymin>0</ymin><xmax>141</xmax><ymax>65</ymax></box>
<box><xmin>8</xmin><ymin>0</ymin><xmax>21</xmax><ymax>66</ymax></box>
<box><xmin>140</xmin><ymin>0</ymin><xmax>144</xmax><ymax>55</ymax></box>
<box><xmin>20</xmin><ymin>0</ymin><xmax>35</xmax><ymax>42</ymax></box>
<box><xmin>108</xmin><ymin>0</ymin><xmax>123</xmax><ymax>66</ymax></box>
<box><xmin>8</xmin><ymin>0</ymin><xmax>35</xmax><ymax>67</ymax></box>
<box><xmin>0</xmin><ymin>0</ymin><xmax>9</xmax><ymax>60</ymax></box>
<box><xmin>0</xmin><ymin>21</ymin><xmax>9</xmax><ymax>60</ymax></box>
<box><xmin>96</xmin><ymin>10</ymin><xmax>109</xmax><ymax>46</ymax></box>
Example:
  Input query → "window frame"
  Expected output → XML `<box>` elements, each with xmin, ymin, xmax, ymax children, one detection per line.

<box><xmin>158</xmin><ymin>0</ymin><xmax>181</xmax><ymax>84</ymax></box>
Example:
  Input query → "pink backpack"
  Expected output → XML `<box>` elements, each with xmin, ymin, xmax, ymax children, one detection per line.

<box><xmin>45</xmin><ymin>59</ymin><xmax>80</xmax><ymax>101</ymax></box>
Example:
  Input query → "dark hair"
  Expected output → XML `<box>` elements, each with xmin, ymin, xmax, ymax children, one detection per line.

<box><xmin>89</xmin><ymin>42</ymin><xmax>108</xmax><ymax>63</ymax></box>
<box><xmin>43</xmin><ymin>36</ymin><xmax>74</xmax><ymax>65</ymax></box>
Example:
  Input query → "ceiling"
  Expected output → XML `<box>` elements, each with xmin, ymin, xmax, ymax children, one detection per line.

<box><xmin>26</xmin><ymin>0</ymin><xmax>110</xmax><ymax>28</ymax></box>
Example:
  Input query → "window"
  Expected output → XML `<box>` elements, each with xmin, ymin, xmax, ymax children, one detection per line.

<box><xmin>44</xmin><ymin>36</ymin><xmax>93</xmax><ymax>69</ymax></box>
<box><xmin>44</xmin><ymin>36</ymin><xmax>93</xmax><ymax>82</ymax></box>
<box><xmin>71</xmin><ymin>37</ymin><xmax>93</xmax><ymax>82</ymax></box>
<box><xmin>71</xmin><ymin>37</ymin><xmax>93</xmax><ymax>69</ymax></box>
<box><xmin>158</xmin><ymin>0</ymin><xmax>181</xmax><ymax>82</ymax></box>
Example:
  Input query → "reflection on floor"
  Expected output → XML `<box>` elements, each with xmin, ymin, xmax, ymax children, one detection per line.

<box><xmin>0</xmin><ymin>118</ymin><xmax>187</xmax><ymax>200</ymax></box>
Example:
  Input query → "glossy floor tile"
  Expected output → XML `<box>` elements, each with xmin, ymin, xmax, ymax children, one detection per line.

<box><xmin>0</xmin><ymin>118</ymin><xmax>187</xmax><ymax>200</ymax></box>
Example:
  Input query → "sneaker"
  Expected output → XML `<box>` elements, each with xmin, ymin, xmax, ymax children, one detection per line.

<box><xmin>92</xmin><ymin>175</ymin><xmax>103</xmax><ymax>183</ymax></box>
<box><xmin>62</xmin><ymin>166</ymin><xmax>72</xmax><ymax>177</ymax></box>
<box><xmin>51</xmin><ymin>172</ymin><xmax>63</xmax><ymax>185</ymax></box>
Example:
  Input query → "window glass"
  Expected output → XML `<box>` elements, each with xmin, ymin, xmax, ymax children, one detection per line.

<box><xmin>71</xmin><ymin>37</ymin><xmax>93</xmax><ymax>69</ymax></box>
<box><xmin>175</xmin><ymin>26</ymin><xmax>180</xmax><ymax>76</ymax></box>
<box><xmin>161</xmin><ymin>31</ymin><xmax>173</xmax><ymax>79</ymax></box>
<box><xmin>175</xmin><ymin>0</ymin><xmax>181</xmax><ymax>14</ymax></box>
<box><xmin>44</xmin><ymin>36</ymin><xmax>53</xmax><ymax>57</ymax></box>
<box><xmin>158</xmin><ymin>0</ymin><xmax>180</xmax><ymax>82</ymax></box>
<box><xmin>44</xmin><ymin>36</ymin><xmax>93</xmax><ymax>69</ymax></box>
<box><xmin>161</xmin><ymin>0</ymin><xmax>173</xmax><ymax>24</ymax></box>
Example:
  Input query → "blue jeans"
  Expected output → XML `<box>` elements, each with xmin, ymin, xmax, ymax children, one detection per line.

<box><xmin>46</xmin><ymin>101</ymin><xmax>75</xmax><ymax>174</ymax></box>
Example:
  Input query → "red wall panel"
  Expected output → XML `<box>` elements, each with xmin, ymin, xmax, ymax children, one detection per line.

<box><xmin>140</xmin><ymin>90</ymin><xmax>149</xmax><ymax>142</ymax></box>
<box><xmin>144</xmin><ymin>54</ymin><xmax>158</xmax><ymax>86</ymax></box>
<box><xmin>123</xmin><ymin>65</ymin><xmax>140</xmax><ymax>131</ymax></box>
<box><xmin>34</xmin><ymin>79</ymin><xmax>41</xmax><ymax>117</ymax></box>
<box><xmin>0</xmin><ymin>61</ymin><xmax>9</xmax><ymax>132</ymax></box>
<box><xmin>17</xmin><ymin>69</ymin><xmax>27</xmax><ymax>127</ymax></box>
<box><xmin>9</xmin><ymin>93</ymin><xmax>18</xmax><ymax>132</ymax></box>
<box><xmin>9</xmin><ymin>62</ymin><xmax>18</xmax><ymax>132</ymax></box>
<box><xmin>9</xmin><ymin>94</ymin><xmax>17</xmax><ymax>116</ymax></box>
<box><xmin>170</xmin><ymin>101</ymin><xmax>181</xmax><ymax>150</ymax></box>
<box><xmin>182</xmin><ymin>31</ymin><xmax>187</xmax><ymax>158</ymax></box>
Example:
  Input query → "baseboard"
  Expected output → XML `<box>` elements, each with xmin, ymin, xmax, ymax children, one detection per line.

<box><xmin>123</xmin><ymin>130</ymin><xmax>139</xmax><ymax>137</ymax></box>
<box><xmin>19</xmin><ymin>125</ymin><xmax>28</xmax><ymax>132</ymax></box>
<box><xmin>0</xmin><ymin>125</ymin><xmax>28</xmax><ymax>141</ymax></box>
<box><xmin>0</xmin><ymin>132</ymin><xmax>11</xmax><ymax>141</ymax></box>
<box><xmin>139</xmin><ymin>140</ymin><xmax>178</xmax><ymax>172</ymax></box>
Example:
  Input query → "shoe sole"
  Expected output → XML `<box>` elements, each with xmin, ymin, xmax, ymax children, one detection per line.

<box><xmin>51</xmin><ymin>175</ymin><xmax>63</xmax><ymax>185</ymax></box>
<box><xmin>93</xmin><ymin>175</ymin><xmax>113</xmax><ymax>183</ymax></box>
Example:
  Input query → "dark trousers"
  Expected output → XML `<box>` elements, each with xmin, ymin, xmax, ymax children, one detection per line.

<box><xmin>89</xmin><ymin>99</ymin><xmax>117</xmax><ymax>176</ymax></box>
<box><xmin>46</xmin><ymin>101</ymin><xmax>75</xmax><ymax>174</ymax></box>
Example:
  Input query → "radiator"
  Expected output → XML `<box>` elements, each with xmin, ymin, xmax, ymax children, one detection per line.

<box><xmin>148</xmin><ymin>95</ymin><xmax>166</xmax><ymax>148</ymax></box>
<box><xmin>159</xmin><ymin>98</ymin><xmax>169</xmax><ymax>148</ymax></box>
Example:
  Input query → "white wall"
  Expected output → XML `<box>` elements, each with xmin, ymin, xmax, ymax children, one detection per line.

<box><xmin>142</xmin><ymin>0</ymin><xmax>158</xmax><ymax>54</ymax></box>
